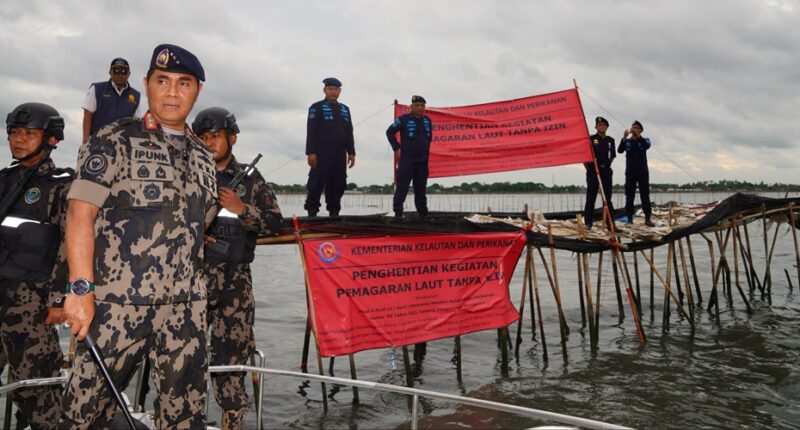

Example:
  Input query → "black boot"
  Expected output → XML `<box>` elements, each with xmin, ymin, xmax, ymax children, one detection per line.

<box><xmin>329</xmin><ymin>209</ymin><xmax>340</xmax><ymax>217</ymax></box>
<box><xmin>394</xmin><ymin>211</ymin><xmax>404</xmax><ymax>222</ymax></box>
<box><xmin>307</xmin><ymin>210</ymin><xmax>318</xmax><ymax>217</ymax></box>
<box><xmin>645</xmin><ymin>216</ymin><xmax>655</xmax><ymax>227</ymax></box>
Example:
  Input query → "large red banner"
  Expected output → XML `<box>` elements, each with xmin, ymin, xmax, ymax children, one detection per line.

<box><xmin>302</xmin><ymin>232</ymin><xmax>526</xmax><ymax>357</ymax></box>
<box><xmin>394</xmin><ymin>88</ymin><xmax>592</xmax><ymax>178</ymax></box>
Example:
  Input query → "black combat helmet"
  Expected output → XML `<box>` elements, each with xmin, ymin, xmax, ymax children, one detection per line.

<box><xmin>6</xmin><ymin>102</ymin><xmax>65</xmax><ymax>141</ymax></box>
<box><xmin>192</xmin><ymin>107</ymin><xmax>240</xmax><ymax>136</ymax></box>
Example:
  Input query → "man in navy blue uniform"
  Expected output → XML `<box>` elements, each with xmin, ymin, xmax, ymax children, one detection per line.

<box><xmin>81</xmin><ymin>57</ymin><xmax>142</xmax><ymax>143</ymax></box>
<box><xmin>618</xmin><ymin>120</ymin><xmax>655</xmax><ymax>227</ymax></box>
<box><xmin>304</xmin><ymin>77</ymin><xmax>355</xmax><ymax>217</ymax></box>
<box><xmin>387</xmin><ymin>95</ymin><xmax>433</xmax><ymax>220</ymax></box>
<box><xmin>583</xmin><ymin>116</ymin><xmax>616</xmax><ymax>230</ymax></box>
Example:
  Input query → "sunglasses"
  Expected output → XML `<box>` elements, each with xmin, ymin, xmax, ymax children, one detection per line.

<box><xmin>111</xmin><ymin>68</ymin><xmax>129</xmax><ymax>75</ymax></box>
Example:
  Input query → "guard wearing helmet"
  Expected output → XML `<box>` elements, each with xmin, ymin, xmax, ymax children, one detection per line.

<box><xmin>0</xmin><ymin>102</ymin><xmax>71</xmax><ymax>427</ymax></box>
<box><xmin>192</xmin><ymin>107</ymin><xmax>282</xmax><ymax>429</ymax></box>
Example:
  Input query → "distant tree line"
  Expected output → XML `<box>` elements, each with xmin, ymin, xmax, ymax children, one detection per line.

<box><xmin>268</xmin><ymin>180</ymin><xmax>800</xmax><ymax>194</ymax></box>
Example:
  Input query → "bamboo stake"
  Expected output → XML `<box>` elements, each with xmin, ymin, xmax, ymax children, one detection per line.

<box><xmin>672</xmin><ymin>245</ymin><xmax>685</xmax><ymax>306</ymax></box>
<box><xmin>546</xmin><ymin>225</ymin><xmax>570</xmax><ymax>337</ymax></box>
<box><xmin>576</xmin><ymin>217</ymin><xmax>588</xmax><ymax>328</ymax></box>
<box><xmin>349</xmin><ymin>354</ymin><xmax>359</xmax><ymax>404</ymax></box>
<box><xmin>762</xmin><ymin>219</ymin><xmax>781</xmax><ymax>303</ymax></box>
<box><xmin>700</xmin><ymin>233</ymin><xmax>718</xmax><ymax>315</ymax></box>
<box><xmin>742</xmin><ymin>218</ymin><xmax>761</xmax><ymax>292</ymax></box>
<box><xmin>686</xmin><ymin>236</ymin><xmax>703</xmax><ymax>305</ymax></box>
<box><xmin>514</xmin><ymin>248</ymin><xmax>531</xmax><ymax>354</ymax></box>
<box><xmin>527</xmin><ymin>249</ymin><xmax>537</xmax><ymax>341</ymax></box>
<box><xmin>709</xmin><ymin>230</ymin><xmax>735</xmax><ymax>324</ymax></box>
<box><xmin>785</xmin><ymin>269</ymin><xmax>794</xmax><ymax>291</ymax></box>
<box><xmin>678</xmin><ymin>240</ymin><xmax>695</xmax><ymax>325</ymax></box>
<box><xmin>762</xmin><ymin>204</ymin><xmax>770</xmax><ymax>297</ymax></box>
<box><xmin>633</xmin><ymin>251</ymin><xmax>642</xmax><ymax>315</ymax></box>
<box><xmin>454</xmin><ymin>336</ymin><xmax>462</xmax><ymax>381</ymax></box>
<box><xmin>789</xmin><ymin>202</ymin><xmax>800</xmax><ymax>287</ymax></box>
<box><xmin>402</xmin><ymin>346</ymin><xmax>413</xmax><ymax>387</ymax></box>
<box><xmin>649</xmin><ymin>248</ymin><xmax>655</xmax><ymax>318</ymax></box>
<box><xmin>499</xmin><ymin>328</ymin><xmax>510</xmax><ymax>375</ymax></box>
<box><xmin>734</xmin><ymin>222</ymin><xmax>755</xmax><ymax>292</ymax></box>
<box><xmin>714</xmin><ymin>231</ymin><xmax>728</xmax><ymax>303</ymax></box>
<box><xmin>730</xmin><ymin>218</ymin><xmax>753</xmax><ymax>313</ymax></box>
<box><xmin>616</xmin><ymin>251</ymin><xmax>646</xmax><ymax>343</ymax></box>
<box><xmin>582</xmin><ymin>252</ymin><xmax>596</xmax><ymax>351</ymax></box>
<box><xmin>577</xmin><ymin>252</ymin><xmax>587</xmax><ymax>328</ymax></box>
<box><xmin>594</xmin><ymin>251</ymin><xmax>604</xmax><ymax>342</ymax></box>
<box><xmin>300</xmin><ymin>319</ymin><xmax>311</xmax><ymax>373</ymax></box>
<box><xmin>531</xmin><ymin>253</ymin><xmax>548</xmax><ymax>361</ymax></box>
<box><xmin>611</xmin><ymin>256</ymin><xmax>625</xmax><ymax>322</ymax></box>
<box><xmin>732</xmin><ymin>219</ymin><xmax>740</xmax><ymax>299</ymax></box>
<box><xmin>663</xmin><ymin>243</ymin><xmax>674</xmax><ymax>331</ymax></box>
<box><xmin>638</xmin><ymin>250</ymin><xmax>692</xmax><ymax>321</ymax></box>
<box><xmin>536</xmin><ymin>246</ymin><xmax>569</xmax><ymax>338</ymax></box>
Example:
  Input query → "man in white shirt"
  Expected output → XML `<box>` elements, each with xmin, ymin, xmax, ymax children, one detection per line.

<box><xmin>81</xmin><ymin>57</ymin><xmax>145</xmax><ymax>143</ymax></box>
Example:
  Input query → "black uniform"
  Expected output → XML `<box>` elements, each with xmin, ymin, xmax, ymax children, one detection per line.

<box><xmin>387</xmin><ymin>113</ymin><xmax>433</xmax><ymax>215</ymax></box>
<box><xmin>584</xmin><ymin>133</ymin><xmax>616</xmax><ymax>227</ymax></box>
<box><xmin>304</xmin><ymin>100</ymin><xmax>355</xmax><ymax>215</ymax></box>
<box><xmin>618</xmin><ymin>136</ymin><xmax>652</xmax><ymax>219</ymax></box>
<box><xmin>0</xmin><ymin>158</ymin><xmax>71</xmax><ymax>427</ymax></box>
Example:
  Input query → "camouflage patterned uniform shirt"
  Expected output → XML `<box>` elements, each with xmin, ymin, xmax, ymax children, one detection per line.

<box><xmin>67</xmin><ymin>114</ymin><xmax>218</xmax><ymax>304</ymax></box>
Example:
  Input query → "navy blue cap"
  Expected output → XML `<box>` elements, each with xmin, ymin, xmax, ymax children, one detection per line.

<box><xmin>110</xmin><ymin>58</ymin><xmax>129</xmax><ymax>69</ymax></box>
<box><xmin>411</xmin><ymin>95</ymin><xmax>426</xmax><ymax>104</ymax></box>
<box><xmin>322</xmin><ymin>77</ymin><xmax>342</xmax><ymax>87</ymax></box>
<box><xmin>595</xmin><ymin>116</ymin><xmax>609</xmax><ymax>125</ymax></box>
<box><xmin>632</xmin><ymin>120</ymin><xmax>643</xmax><ymax>130</ymax></box>
<box><xmin>149</xmin><ymin>44</ymin><xmax>205</xmax><ymax>82</ymax></box>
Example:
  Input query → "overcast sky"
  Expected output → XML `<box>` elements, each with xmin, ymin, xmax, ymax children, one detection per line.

<box><xmin>1</xmin><ymin>0</ymin><xmax>797</xmax><ymax>187</ymax></box>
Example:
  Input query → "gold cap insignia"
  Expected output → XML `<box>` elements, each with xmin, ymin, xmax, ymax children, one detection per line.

<box><xmin>156</xmin><ymin>48</ymin><xmax>170</xmax><ymax>68</ymax></box>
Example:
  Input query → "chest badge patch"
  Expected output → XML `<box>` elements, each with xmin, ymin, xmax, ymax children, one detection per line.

<box><xmin>236</xmin><ymin>183</ymin><xmax>247</xmax><ymax>197</ymax></box>
<box><xmin>24</xmin><ymin>187</ymin><xmax>42</xmax><ymax>204</ymax></box>
<box><xmin>143</xmin><ymin>184</ymin><xmax>161</xmax><ymax>200</ymax></box>
<box><xmin>137</xmin><ymin>165</ymin><xmax>150</xmax><ymax>178</ymax></box>
<box><xmin>155</xmin><ymin>166</ymin><xmax>167</xmax><ymax>179</ymax></box>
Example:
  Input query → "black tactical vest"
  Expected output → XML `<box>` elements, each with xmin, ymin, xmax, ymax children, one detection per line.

<box><xmin>0</xmin><ymin>166</ymin><xmax>72</xmax><ymax>283</ymax></box>
<box><xmin>204</xmin><ymin>163</ymin><xmax>256</xmax><ymax>265</ymax></box>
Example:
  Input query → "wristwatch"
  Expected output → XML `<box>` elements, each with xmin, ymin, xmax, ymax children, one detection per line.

<box><xmin>66</xmin><ymin>278</ymin><xmax>95</xmax><ymax>296</ymax></box>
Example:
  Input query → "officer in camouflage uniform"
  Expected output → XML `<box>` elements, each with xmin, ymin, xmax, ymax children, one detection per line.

<box><xmin>192</xmin><ymin>107</ymin><xmax>282</xmax><ymax>430</ymax></box>
<box><xmin>0</xmin><ymin>102</ymin><xmax>70</xmax><ymax>428</ymax></box>
<box><xmin>60</xmin><ymin>44</ymin><xmax>217</xmax><ymax>429</ymax></box>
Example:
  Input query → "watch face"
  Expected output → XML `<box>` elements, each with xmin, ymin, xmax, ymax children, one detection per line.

<box><xmin>71</xmin><ymin>279</ymin><xmax>91</xmax><ymax>296</ymax></box>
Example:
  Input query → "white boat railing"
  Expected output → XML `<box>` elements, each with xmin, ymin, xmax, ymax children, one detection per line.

<box><xmin>0</xmin><ymin>365</ymin><xmax>629</xmax><ymax>430</ymax></box>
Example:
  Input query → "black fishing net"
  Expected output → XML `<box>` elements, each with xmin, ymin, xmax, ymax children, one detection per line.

<box><xmin>276</xmin><ymin>193</ymin><xmax>800</xmax><ymax>254</ymax></box>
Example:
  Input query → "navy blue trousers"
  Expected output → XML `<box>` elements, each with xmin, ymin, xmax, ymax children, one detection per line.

<box><xmin>624</xmin><ymin>170</ymin><xmax>651</xmax><ymax>218</ymax></box>
<box><xmin>584</xmin><ymin>167</ymin><xmax>614</xmax><ymax>226</ymax></box>
<box><xmin>393</xmin><ymin>161</ymin><xmax>428</xmax><ymax>215</ymax></box>
<box><xmin>304</xmin><ymin>152</ymin><xmax>347</xmax><ymax>213</ymax></box>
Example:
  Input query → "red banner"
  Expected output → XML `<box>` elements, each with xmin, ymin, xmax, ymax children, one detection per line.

<box><xmin>394</xmin><ymin>88</ymin><xmax>592</xmax><ymax>178</ymax></box>
<box><xmin>302</xmin><ymin>232</ymin><xmax>526</xmax><ymax>357</ymax></box>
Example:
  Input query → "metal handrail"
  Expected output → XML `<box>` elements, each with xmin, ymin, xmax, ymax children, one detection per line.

<box><xmin>210</xmin><ymin>365</ymin><xmax>629</xmax><ymax>429</ymax></box>
<box><xmin>0</xmin><ymin>366</ymin><xmax>629</xmax><ymax>429</ymax></box>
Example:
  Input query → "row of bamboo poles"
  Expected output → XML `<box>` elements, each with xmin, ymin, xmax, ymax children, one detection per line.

<box><xmin>288</xmin><ymin>201</ymin><xmax>800</xmax><ymax>410</ymax></box>
<box><xmin>507</xmin><ymin>202</ymin><xmax>800</xmax><ymax>369</ymax></box>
